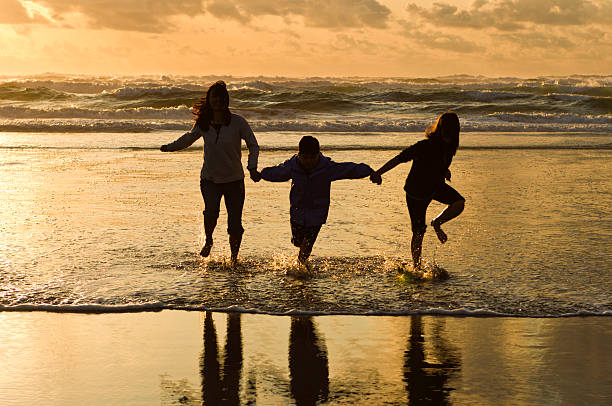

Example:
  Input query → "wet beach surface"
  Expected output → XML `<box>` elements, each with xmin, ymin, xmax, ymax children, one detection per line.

<box><xmin>1</xmin><ymin>311</ymin><xmax>610</xmax><ymax>405</ymax></box>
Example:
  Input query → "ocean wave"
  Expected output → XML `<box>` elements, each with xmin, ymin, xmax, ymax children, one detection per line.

<box><xmin>2</xmin><ymin>78</ymin><xmax>609</xmax><ymax>117</ymax></box>
<box><xmin>0</xmin><ymin>74</ymin><xmax>610</xmax><ymax>133</ymax></box>
<box><xmin>0</xmin><ymin>83</ymin><xmax>76</xmax><ymax>102</ymax></box>
<box><xmin>0</xmin><ymin>79</ymin><xmax>122</xmax><ymax>94</ymax></box>
<box><xmin>0</xmin><ymin>119</ymin><xmax>188</xmax><ymax>133</ymax></box>
<box><xmin>489</xmin><ymin>112</ymin><xmax>612</xmax><ymax>124</ymax></box>
<box><xmin>0</xmin><ymin>105</ymin><xmax>192</xmax><ymax>119</ymax></box>
<box><xmin>514</xmin><ymin>82</ymin><xmax>612</xmax><ymax>97</ymax></box>
<box><xmin>1</xmin><ymin>303</ymin><xmax>610</xmax><ymax>317</ymax></box>
<box><xmin>254</xmin><ymin>119</ymin><xmax>611</xmax><ymax>133</ymax></box>
<box><xmin>0</xmin><ymin>118</ymin><xmax>610</xmax><ymax>133</ymax></box>
<box><xmin>103</xmin><ymin>85</ymin><xmax>201</xmax><ymax>99</ymax></box>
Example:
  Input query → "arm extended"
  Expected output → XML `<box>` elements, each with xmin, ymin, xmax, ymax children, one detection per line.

<box><xmin>371</xmin><ymin>144</ymin><xmax>419</xmax><ymax>184</ymax></box>
<box><xmin>160</xmin><ymin>125</ymin><xmax>202</xmax><ymax>152</ymax></box>
<box><xmin>372</xmin><ymin>155</ymin><xmax>402</xmax><ymax>178</ymax></box>
<box><xmin>328</xmin><ymin>162</ymin><xmax>373</xmax><ymax>181</ymax></box>
<box><xmin>260</xmin><ymin>160</ymin><xmax>292</xmax><ymax>182</ymax></box>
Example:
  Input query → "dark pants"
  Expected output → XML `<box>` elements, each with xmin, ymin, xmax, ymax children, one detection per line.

<box><xmin>200</xmin><ymin>178</ymin><xmax>245</xmax><ymax>236</ymax></box>
<box><xmin>291</xmin><ymin>222</ymin><xmax>322</xmax><ymax>262</ymax></box>
<box><xmin>291</xmin><ymin>222</ymin><xmax>322</xmax><ymax>248</ymax></box>
<box><xmin>406</xmin><ymin>183</ymin><xmax>464</xmax><ymax>234</ymax></box>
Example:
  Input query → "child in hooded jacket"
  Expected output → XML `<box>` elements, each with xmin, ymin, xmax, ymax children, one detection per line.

<box><xmin>259</xmin><ymin>136</ymin><xmax>373</xmax><ymax>266</ymax></box>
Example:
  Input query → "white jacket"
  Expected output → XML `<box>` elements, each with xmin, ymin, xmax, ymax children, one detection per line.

<box><xmin>165</xmin><ymin>113</ymin><xmax>259</xmax><ymax>183</ymax></box>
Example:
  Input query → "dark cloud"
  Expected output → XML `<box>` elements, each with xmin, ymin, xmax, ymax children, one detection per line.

<box><xmin>495</xmin><ymin>31</ymin><xmax>576</xmax><ymax>49</ymax></box>
<box><xmin>26</xmin><ymin>0</ymin><xmax>205</xmax><ymax>32</ymax></box>
<box><xmin>331</xmin><ymin>34</ymin><xmax>377</xmax><ymax>52</ymax></box>
<box><xmin>406</xmin><ymin>29</ymin><xmax>484</xmax><ymax>53</ymax></box>
<box><xmin>398</xmin><ymin>19</ymin><xmax>484</xmax><ymax>53</ymax></box>
<box><xmin>9</xmin><ymin>0</ymin><xmax>391</xmax><ymax>32</ymax></box>
<box><xmin>407</xmin><ymin>0</ymin><xmax>612</xmax><ymax>31</ymax></box>
<box><xmin>203</xmin><ymin>0</ymin><xmax>392</xmax><ymax>29</ymax></box>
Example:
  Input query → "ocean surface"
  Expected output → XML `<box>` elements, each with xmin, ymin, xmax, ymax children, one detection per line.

<box><xmin>1</xmin><ymin>73</ymin><xmax>611</xmax><ymax>134</ymax></box>
<box><xmin>0</xmin><ymin>74</ymin><xmax>610</xmax><ymax>317</ymax></box>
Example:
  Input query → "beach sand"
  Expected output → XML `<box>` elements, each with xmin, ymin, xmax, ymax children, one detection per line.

<box><xmin>1</xmin><ymin>131</ymin><xmax>611</xmax><ymax>405</ymax></box>
<box><xmin>1</xmin><ymin>311</ymin><xmax>610</xmax><ymax>405</ymax></box>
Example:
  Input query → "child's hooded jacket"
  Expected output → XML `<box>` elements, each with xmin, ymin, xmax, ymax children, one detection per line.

<box><xmin>261</xmin><ymin>153</ymin><xmax>372</xmax><ymax>227</ymax></box>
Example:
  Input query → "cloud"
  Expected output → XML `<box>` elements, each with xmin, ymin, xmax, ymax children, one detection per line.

<box><xmin>399</xmin><ymin>21</ymin><xmax>484</xmax><ymax>53</ymax></box>
<box><xmin>331</xmin><ymin>34</ymin><xmax>378</xmax><ymax>52</ymax></box>
<box><xmin>494</xmin><ymin>31</ymin><xmax>575</xmax><ymax>49</ymax></box>
<box><xmin>409</xmin><ymin>30</ymin><xmax>484</xmax><ymax>53</ymax></box>
<box><xmin>407</xmin><ymin>0</ymin><xmax>612</xmax><ymax>31</ymax></box>
<box><xmin>9</xmin><ymin>0</ymin><xmax>391</xmax><ymax>32</ymax></box>
<box><xmin>0</xmin><ymin>0</ymin><xmax>45</xmax><ymax>24</ymax></box>
<box><xmin>203</xmin><ymin>0</ymin><xmax>392</xmax><ymax>29</ymax></box>
<box><xmin>25</xmin><ymin>0</ymin><xmax>205</xmax><ymax>32</ymax></box>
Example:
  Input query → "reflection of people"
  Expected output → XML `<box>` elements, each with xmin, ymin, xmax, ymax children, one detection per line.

<box><xmin>403</xmin><ymin>315</ymin><xmax>460</xmax><ymax>405</ymax></box>
<box><xmin>201</xmin><ymin>312</ymin><xmax>243</xmax><ymax>405</ymax></box>
<box><xmin>259</xmin><ymin>136</ymin><xmax>373</xmax><ymax>266</ymax></box>
<box><xmin>160</xmin><ymin>81</ymin><xmax>260</xmax><ymax>263</ymax></box>
<box><xmin>289</xmin><ymin>316</ymin><xmax>329</xmax><ymax>405</ymax></box>
<box><xmin>202</xmin><ymin>312</ymin><xmax>221</xmax><ymax>403</ymax></box>
<box><xmin>371</xmin><ymin>112</ymin><xmax>465</xmax><ymax>269</ymax></box>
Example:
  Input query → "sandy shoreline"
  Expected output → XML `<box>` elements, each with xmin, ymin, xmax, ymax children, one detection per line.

<box><xmin>1</xmin><ymin>311</ymin><xmax>610</xmax><ymax>405</ymax></box>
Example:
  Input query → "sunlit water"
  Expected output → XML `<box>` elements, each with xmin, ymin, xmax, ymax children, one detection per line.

<box><xmin>1</xmin><ymin>311</ymin><xmax>611</xmax><ymax>405</ymax></box>
<box><xmin>0</xmin><ymin>131</ymin><xmax>611</xmax><ymax>316</ymax></box>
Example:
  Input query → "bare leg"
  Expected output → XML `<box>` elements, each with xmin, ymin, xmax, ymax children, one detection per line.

<box><xmin>411</xmin><ymin>231</ymin><xmax>425</xmax><ymax>269</ymax></box>
<box><xmin>431</xmin><ymin>200</ymin><xmax>465</xmax><ymax>244</ymax></box>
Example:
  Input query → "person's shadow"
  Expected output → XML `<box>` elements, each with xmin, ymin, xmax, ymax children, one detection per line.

<box><xmin>403</xmin><ymin>315</ymin><xmax>461</xmax><ymax>405</ymax></box>
<box><xmin>289</xmin><ymin>316</ymin><xmax>329</xmax><ymax>406</ymax></box>
<box><xmin>201</xmin><ymin>311</ymin><xmax>243</xmax><ymax>405</ymax></box>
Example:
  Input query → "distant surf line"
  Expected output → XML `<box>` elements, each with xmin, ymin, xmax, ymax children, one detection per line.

<box><xmin>1</xmin><ymin>145</ymin><xmax>611</xmax><ymax>152</ymax></box>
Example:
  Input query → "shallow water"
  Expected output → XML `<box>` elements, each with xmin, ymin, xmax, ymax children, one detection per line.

<box><xmin>1</xmin><ymin>311</ymin><xmax>611</xmax><ymax>405</ymax></box>
<box><xmin>0</xmin><ymin>131</ymin><xmax>610</xmax><ymax>316</ymax></box>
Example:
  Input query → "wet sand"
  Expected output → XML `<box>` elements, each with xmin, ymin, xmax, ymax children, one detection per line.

<box><xmin>1</xmin><ymin>311</ymin><xmax>610</xmax><ymax>405</ymax></box>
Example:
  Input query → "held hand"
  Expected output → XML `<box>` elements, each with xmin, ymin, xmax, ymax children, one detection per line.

<box><xmin>249</xmin><ymin>169</ymin><xmax>262</xmax><ymax>182</ymax></box>
<box><xmin>445</xmin><ymin>169</ymin><xmax>451</xmax><ymax>181</ymax></box>
<box><xmin>370</xmin><ymin>171</ymin><xmax>382</xmax><ymax>185</ymax></box>
<box><xmin>160</xmin><ymin>144</ymin><xmax>169</xmax><ymax>152</ymax></box>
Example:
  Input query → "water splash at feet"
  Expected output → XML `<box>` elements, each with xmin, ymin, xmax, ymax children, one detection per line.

<box><xmin>394</xmin><ymin>259</ymin><xmax>450</xmax><ymax>281</ymax></box>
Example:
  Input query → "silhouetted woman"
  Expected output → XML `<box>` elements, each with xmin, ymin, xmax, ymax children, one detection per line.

<box><xmin>370</xmin><ymin>112</ymin><xmax>465</xmax><ymax>269</ymax></box>
<box><xmin>161</xmin><ymin>81</ymin><xmax>260</xmax><ymax>262</ymax></box>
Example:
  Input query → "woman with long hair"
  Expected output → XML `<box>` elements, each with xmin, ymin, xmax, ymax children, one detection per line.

<box><xmin>160</xmin><ymin>81</ymin><xmax>260</xmax><ymax>263</ymax></box>
<box><xmin>370</xmin><ymin>112</ymin><xmax>465</xmax><ymax>269</ymax></box>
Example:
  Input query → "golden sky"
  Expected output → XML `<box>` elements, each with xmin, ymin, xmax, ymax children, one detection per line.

<box><xmin>1</xmin><ymin>0</ymin><xmax>610</xmax><ymax>77</ymax></box>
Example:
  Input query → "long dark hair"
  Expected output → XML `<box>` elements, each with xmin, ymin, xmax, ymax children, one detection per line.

<box><xmin>192</xmin><ymin>81</ymin><xmax>231</xmax><ymax>131</ymax></box>
<box><xmin>426</xmin><ymin>111</ymin><xmax>460</xmax><ymax>162</ymax></box>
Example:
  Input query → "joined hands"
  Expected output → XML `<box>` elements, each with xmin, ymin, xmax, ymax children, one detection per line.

<box><xmin>370</xmin><ymin>171</ymin><xmax>382</xmax><ymax>185</ymax></box>
<box><xmin>249</xmin><ymin>169</ymin><xmax>262</xmax><ymax>182</ymax></box>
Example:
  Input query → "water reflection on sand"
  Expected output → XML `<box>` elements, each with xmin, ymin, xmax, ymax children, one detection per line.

<box><xmin>1</xmin><ymin>311</ymin><xmax>610</xmax><ymax>405</ymax></box>
<box><xmin>199</xmin><ymin>312</ymin><xmax>461</xmax><ymax>405</ymax></box>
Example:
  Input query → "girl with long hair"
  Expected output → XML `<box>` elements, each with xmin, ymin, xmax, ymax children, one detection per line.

<box><xmin>160</xmin><ymin>81</ymin><xmax>260</xmax><ymax>263</ymax></box>
<box><xmin>370</xmin><ymin>112</ymin><xmax>465</xmax><ymax>269</ymax></box>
